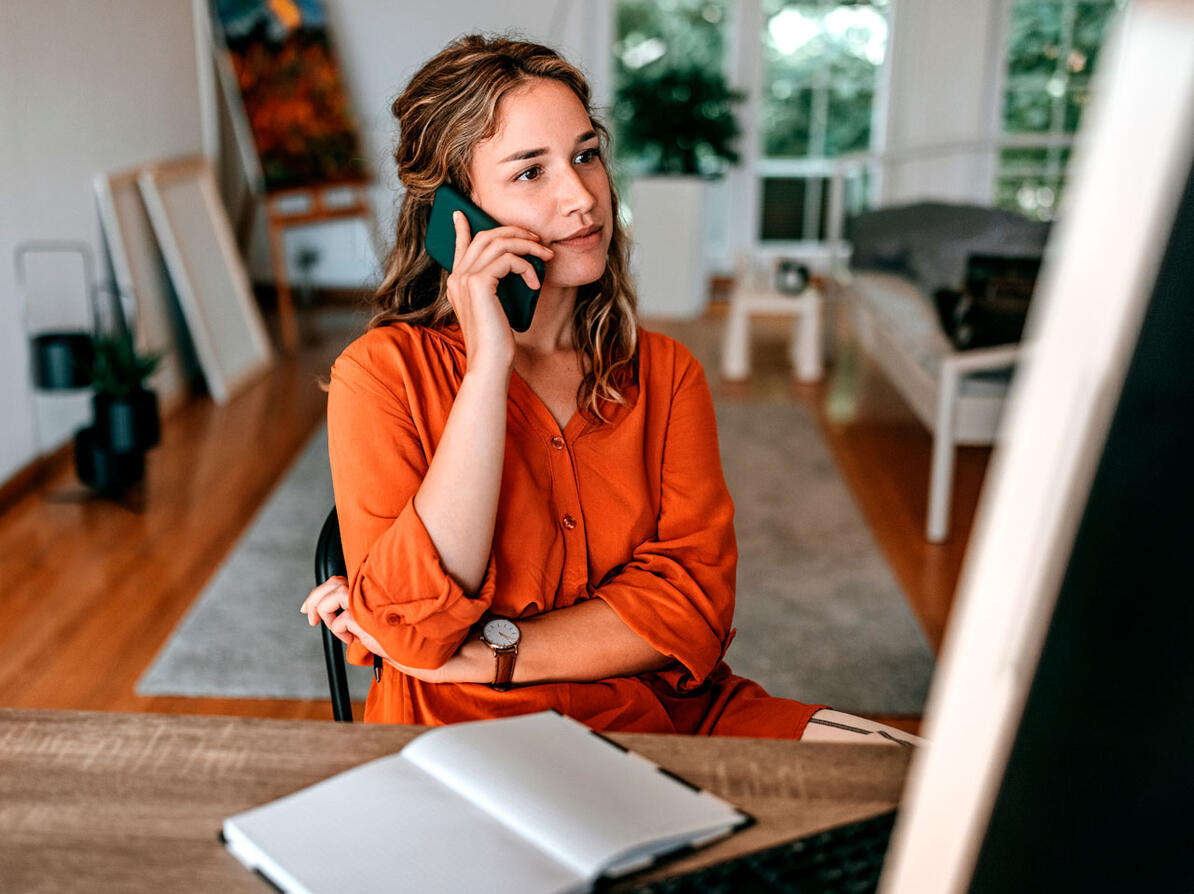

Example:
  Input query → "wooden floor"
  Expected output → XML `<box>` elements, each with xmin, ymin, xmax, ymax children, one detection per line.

<box><xmin>0</xmin><ymin>303</ymin><xmax>989</xmax><ymax>733</ymax></box>
<box><xmin>0</xmin><ymin>312</ymin><xmax>348</xmax><ymax>721</ymax></box>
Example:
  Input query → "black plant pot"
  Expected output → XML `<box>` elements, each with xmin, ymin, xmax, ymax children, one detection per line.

<box><xmin>74</xmin><ymin>426</ymin><xmax>145</xmax><ymax>493</ymax></box>
<box><xmin>93</xmin><ymin>388</ymin><xmax>160</xmax><ymax>453</ymax></box>
<box><xmin>31</xmin><ymin>332</ymin><xmax>94</xmax><ymax>390</ymax></box>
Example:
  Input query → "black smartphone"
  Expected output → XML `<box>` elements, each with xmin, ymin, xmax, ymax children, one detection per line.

<box><xmin>424</xmin><ymin>183</ymin><xmax>544</xmax><ymax>332</ymax></box>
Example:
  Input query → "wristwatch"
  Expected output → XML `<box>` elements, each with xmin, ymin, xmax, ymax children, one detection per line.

<box><xmin>480</xmin><ymin>617</ymin><xmax>521</xmax><ymax>690</ymax></box>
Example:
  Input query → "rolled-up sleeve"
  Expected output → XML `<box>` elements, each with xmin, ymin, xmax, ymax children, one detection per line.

<box><xmin>593</xmin><ymin>351</ymin><xmax>737</xmax><ymax>691</ymax></box>
<box><xmin>327</xmin><ymin>347</ymin><xmax>495</xmax><ymax>669</ymax></box>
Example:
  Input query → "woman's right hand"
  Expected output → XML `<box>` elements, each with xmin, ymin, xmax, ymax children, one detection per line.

<box><xmin>445</xmin><ymin>210</ymin><xmax>553</xmax><ymax>371</ymax></box>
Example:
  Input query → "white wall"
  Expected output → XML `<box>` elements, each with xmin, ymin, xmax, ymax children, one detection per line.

<box><xmin>0</xmin><ymin>0</ymin><xmax>205</xmax><ymax>484</ymax></box>
<box><xmin>879</xmin><ymin>0</ymin><xmax>1007</xmax><ymax>204</ymax></box>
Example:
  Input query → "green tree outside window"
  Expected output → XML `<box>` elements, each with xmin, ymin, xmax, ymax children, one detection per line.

<box><xmin>613</xmin><ymin>0</ymin><xmax>733</xmax><ymax>175</ymax></box>
<box><xmin>758</xmin><ymin>1</ymin><xmax>888</xmax><ymax>240</ymax></box>
<box><xmin>997</xmin><ymin>0</ymin><xmax>1124</xmax><ymax>220</ymax></box>
<box><xmin>760</xmin><ymin>0</ymin><xmax>887</xmax><ymax>160</ymax></box>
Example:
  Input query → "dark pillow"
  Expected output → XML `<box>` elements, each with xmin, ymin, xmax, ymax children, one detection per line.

<box><xmin>933</xmin><ymin>254</ymin><xmax>1042</xmax><ymax>350</ymax></box>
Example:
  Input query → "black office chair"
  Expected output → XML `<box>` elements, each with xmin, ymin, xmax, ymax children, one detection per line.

<box><xmin>313</xmin><ymin>506</ymin><xmax>354</xmax><ymax>722</ymax></box>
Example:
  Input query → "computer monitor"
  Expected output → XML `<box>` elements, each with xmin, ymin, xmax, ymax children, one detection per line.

<box><xmin>880</xmin><ymin>3</ymin><xmax>1194</xmax><ymax>892</ymax></box>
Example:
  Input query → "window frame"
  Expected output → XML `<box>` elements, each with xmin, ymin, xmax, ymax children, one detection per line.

<box><xmin>992</xmin><ymin>0</ymin><xmax>1124</xmax><ymax>221</ymax></box>
<box><xmin>733</xmin><ymin>0</ymin><xmax>895</xmax><ymax>262</ymax></box>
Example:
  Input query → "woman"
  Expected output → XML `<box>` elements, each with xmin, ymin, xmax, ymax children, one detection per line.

<box><xmin>301</xmin><ymin>34</ymin><xmax>919</xmax><ymax>745</ymax></box>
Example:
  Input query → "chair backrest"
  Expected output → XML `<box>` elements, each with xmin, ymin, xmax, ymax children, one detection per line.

<box><xmin>314</xmin><ymin>506</ymin><xmax>354</xmax><ymax>722</ymax></box>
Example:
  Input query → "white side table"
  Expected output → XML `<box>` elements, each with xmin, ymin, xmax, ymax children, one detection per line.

<box><xmin>720</xmin><ymin>281</ymin><xmax>823</xmax><ymax>382</ymax></box>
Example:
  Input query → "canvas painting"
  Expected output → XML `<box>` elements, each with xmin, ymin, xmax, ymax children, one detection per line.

<box><xmin>213</xmin><ymin>0</ymin><xmax>367</xmax><ymax>192</ymax></box>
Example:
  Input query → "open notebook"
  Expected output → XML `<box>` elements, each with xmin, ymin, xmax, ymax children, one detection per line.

<box><xmin>222</xmin><ymin>711</ymin><xmax>751</xmax><ymax>893</ymax></box>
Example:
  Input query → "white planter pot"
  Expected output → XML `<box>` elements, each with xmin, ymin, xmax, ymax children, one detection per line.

<box><xmin>628</xmin><ymin>176</ymin><xmax>709</xmax><ymax>319</ymax></box>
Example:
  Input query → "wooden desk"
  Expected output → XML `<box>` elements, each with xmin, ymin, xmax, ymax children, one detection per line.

<box><xmin>0</xmin><ymin>709</ymin><xmax>911</xmax><ymax>892</ymax></box>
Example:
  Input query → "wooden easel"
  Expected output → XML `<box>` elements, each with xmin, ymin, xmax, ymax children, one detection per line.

<box><xmin>264</xmin><ymin>180</ymin><xmax>375</xmax><ymax>352</ymax></box>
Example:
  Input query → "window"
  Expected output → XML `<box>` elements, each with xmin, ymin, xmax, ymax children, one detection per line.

<box><xmin>614</xmin><ymin>0</ymin><xmax>888</xmax><ymax>247</ymax></box>
<box><xmin>996</xmin><ymin>0</ymin><xmax>1125</xmax><ymax>220</ymax></box>
<box><xmin>759</xmin><ymin>1</ymin><xmax>887</xmax><ymax>159</ymax></box>
<box><xmin>757</xmin><ymin>1</ymin><xmax>889</xmax><ymax>241</ymax></box>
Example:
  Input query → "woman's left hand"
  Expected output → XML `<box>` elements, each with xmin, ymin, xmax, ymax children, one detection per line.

<box><xmin>300</xmin><ymin>576</ymin><xmax>390</xmax><ymax>659</ymax></box>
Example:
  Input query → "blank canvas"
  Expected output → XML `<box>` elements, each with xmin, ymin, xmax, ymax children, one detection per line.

<box><xmin>94</xmin><ymin>167</ymin><xmax>192</xmax><ymax>412</ymax></box>
<box><xmin>138</xmin><ymin>158</ymin><xmax>272</xmax><ymax>404</ymax></box>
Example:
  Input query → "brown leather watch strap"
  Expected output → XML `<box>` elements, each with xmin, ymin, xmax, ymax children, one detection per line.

<box><xmin>491</xmin><ymin>645</ymin><xmax>517</xmax><ymax>690</ymax></box>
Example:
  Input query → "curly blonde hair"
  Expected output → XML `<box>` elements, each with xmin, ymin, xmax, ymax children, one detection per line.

<box><xmin>368</xmin><ymin>34</ymin><xmax>639</xmax><ymax>422</ymax></box>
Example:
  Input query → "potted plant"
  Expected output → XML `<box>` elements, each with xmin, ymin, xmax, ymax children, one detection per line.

<box><xmin>74</xmin><ymin>331</ymin><xmax>162</xmax><ymax>496</ymax></box>
<box><xmin>615</xmin><ymin>66</ymin><xmax>744</xmax><ymax>318</ymax></box>
<box><xmin>89</xmin><ymin>332</ymin><xmax>162</xmax><ymax>455</ymax></box>
<box><xmin>615</xmin><ymin>66</ymin><xmax>743</xmax><ymax>176</ymax></box>
<box><xmin>73</xmin><ymin>425</ymin><xmax>147</xmax><ymax>495</ymax></box>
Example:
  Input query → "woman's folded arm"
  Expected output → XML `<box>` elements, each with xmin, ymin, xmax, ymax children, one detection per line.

<box><xmin>328</xmin><ymin>342</ymin><xmax>507</xmax><ymax>668</ymax></box>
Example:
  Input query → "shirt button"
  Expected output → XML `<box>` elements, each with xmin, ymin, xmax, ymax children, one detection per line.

<box><xmin>384</xmin><ymin>610</ymin><xmax>401</xmax><ymax>626</ymax></box>
<box><xmin>561</xmin><ymin>514</ymin><xmax>577</xmax><ymax>530</ymax></box>
<box><xmin>550</xmin><ymin>437</ymin><xmax>565</xmax><ymax>450</ymax></box>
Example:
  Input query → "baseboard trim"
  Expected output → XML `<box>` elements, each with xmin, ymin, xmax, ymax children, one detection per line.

<box><xmin>0</xmin><ymin>442</ymin><xmax>74</xmax><ymax>514</ymax></box>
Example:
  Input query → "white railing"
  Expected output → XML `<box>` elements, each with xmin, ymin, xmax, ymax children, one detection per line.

<box><xmin>756</xmin><ymin>134</ymin><xmax>1076</xmax><ymax>275</ymax></box>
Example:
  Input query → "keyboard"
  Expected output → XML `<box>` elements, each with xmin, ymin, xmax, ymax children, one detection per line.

<box><xmin>625</xmin><ymin>810</ymin><xmax>897</xmax><ymax>894</ymax></box>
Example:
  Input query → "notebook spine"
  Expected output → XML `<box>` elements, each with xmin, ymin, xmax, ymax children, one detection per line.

<box><xmin>585</xmin><ymin>723</ymin><xmax>756</xmax><ymax>826</ymax></box>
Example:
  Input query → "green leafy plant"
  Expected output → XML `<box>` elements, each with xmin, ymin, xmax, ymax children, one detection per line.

<box><xmin>615</xmin><ymin>66</ymin><xmax>744</xmax><ymax>176</ymax></box>
<box><xmin>90</xmin><ymin>333</ymin><xmax>162</xmax><ymax>399</ymax></box>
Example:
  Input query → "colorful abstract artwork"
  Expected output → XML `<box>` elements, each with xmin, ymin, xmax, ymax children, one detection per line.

<box><xmin>214</xmin><ymin>0</ymin><xmax>367</xmax><ymax>192</ymax></box>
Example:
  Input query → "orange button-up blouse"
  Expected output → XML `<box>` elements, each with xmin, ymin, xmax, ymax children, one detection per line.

<box><xmin>327</xmin><ymin>322</ymin><xmax>824</xmax><ymax>738</ymax></box>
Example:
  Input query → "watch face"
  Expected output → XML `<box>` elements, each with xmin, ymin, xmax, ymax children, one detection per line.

<box><xmin>483</xmin><ymin>618</ymin><xmax>520</xmax><ymax>648</ymax></box>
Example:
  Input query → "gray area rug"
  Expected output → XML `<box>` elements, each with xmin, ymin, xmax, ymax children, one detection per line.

<box><xmin>716</xmin><ymin>404</ymin><xmax>933</xmax><ymax>714</ymax></box>
<box><xmin>139</xmin><ymin>405</ymin><xmax>933</xmax><ymax>714</ymax></box>
<box><xmin>136</xmin><ymin>425</ymin><xmax>372</xmax><ymax>701</ymax></box>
